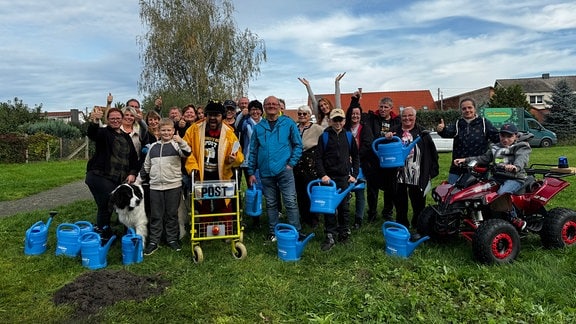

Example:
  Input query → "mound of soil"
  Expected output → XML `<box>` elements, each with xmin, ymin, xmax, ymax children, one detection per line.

<box><xmin>53</xmin><ymin>269</ymin><xmax>170</xmax><ymax>318</ymax></box>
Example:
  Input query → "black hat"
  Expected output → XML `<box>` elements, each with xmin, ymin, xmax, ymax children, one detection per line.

<box><xmin>500</xmin><ymin>123</ymin><xmax>518</xmax><ymax>134</ymax></box>
<box><xmin>223</xmin><ymin>99</ymin><xmax>237</xmax><ymax>110</ymax></box>
<box><xmin>205</xmin><ymin>101</ymin><xmax>225</xmax><ymax>115</ymax></box>
<box><xmin>248</xmin><ymin>100</ymin><xmax>263</xmax><ymax>112</ymax></box>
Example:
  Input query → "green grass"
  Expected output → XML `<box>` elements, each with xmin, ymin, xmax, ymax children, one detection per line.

<box><xmin>0</xmin><ymin>160</ymin><xmax>86</xmax><ymax>201</ymax></box>
<box><xmin>1</xmin><ymin>147</ymin><xmax>576</xmax><ymax>322</ymax></box>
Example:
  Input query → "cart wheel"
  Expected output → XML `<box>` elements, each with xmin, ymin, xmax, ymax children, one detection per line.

<box><xmin>232</xmin><ymin>242</ymin><xmax>247</xmax><ymax>260</ymax></box>
<box><xmin>193</xmin><ymin>245</ymin><xmax>204</xmax><ymax>263</ymax></box>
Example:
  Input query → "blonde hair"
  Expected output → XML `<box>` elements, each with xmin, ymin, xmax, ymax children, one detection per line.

<box><xmin>159</xmin><ymin>118</ymin><xmax>174</xmax><ymax>129</ymax></box>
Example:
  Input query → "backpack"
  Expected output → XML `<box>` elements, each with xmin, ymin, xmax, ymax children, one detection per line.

<box><xmin>322</xmin><ymin>131</ymin><xmax>353</xmax><ymax>151</ymax></box>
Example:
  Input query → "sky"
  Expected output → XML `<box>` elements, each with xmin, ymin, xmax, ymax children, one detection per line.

<box><xmin>1</xmin><ymin>0</ymin><xmax>575</xmax><ymax>112</ymax></box>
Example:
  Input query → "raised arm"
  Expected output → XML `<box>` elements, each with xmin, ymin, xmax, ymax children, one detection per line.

<box><xmin>298</xmin><ymin>77</ymin><xmax>318</xmax><ymax>117</ymax></box>
<box><xmin>334</xmin><ymin>72</ymin><xmax>346</xmax><ymax>109</ymax></box>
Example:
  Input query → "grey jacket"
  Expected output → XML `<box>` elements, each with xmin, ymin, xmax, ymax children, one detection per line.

<box><xmin>466</xmin><ymin>141</ymin><xmax>531</xmax><ymax>180</ymax></box>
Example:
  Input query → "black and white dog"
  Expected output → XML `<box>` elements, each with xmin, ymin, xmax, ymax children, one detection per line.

<box><xmin>110</xmin><ymin>183</ymin><xmax>148</xmax><ymax>245</ymax></box>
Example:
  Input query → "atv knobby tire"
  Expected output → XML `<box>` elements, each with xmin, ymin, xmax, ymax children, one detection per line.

<box><xmin>541</xmin><ymin>207</ymin><xmax>576</xmax><ymax>249</ymax></box>
<box><xmin>473</xmin><ymin>218</ymin><xmax>520</xmax><ymax>265</ymax></box>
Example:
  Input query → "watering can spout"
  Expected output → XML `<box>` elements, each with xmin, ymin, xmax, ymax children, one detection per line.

<box><xmin>406</xmin><ymin>235</ymin><xmax>429</xmax><ymax>255</ymax></box>
<box><xmin>296</xmin><ymin>233</ymin><xmax>315</xmax><ymax>257</ymax></box>
<box><xmin>100</xmin><ymin>235</ymin><xmax>116</xmax><ymax>262</ymax></box>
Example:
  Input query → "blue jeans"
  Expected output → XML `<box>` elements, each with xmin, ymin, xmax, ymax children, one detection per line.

<box><xmin>448</xmin><ymin>173</ymin><xmax>460</xmax><ymax>185</ymax></box>
<box><xmin>353</xmin><ymin>188</ymin><xmax>366</xmax><ymax>222</ymax></box>
<box><xmin>260</xmin><ymin>168</ymin><xmax>301</xmax><ymax>234</ymax></box>
<box><xmin>497</xmin><ymin>179</ymin><xmax>523</xmax><ymax>195</ymax></box>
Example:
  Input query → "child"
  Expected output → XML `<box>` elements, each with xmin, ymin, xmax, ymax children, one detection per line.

<box><xmin>315</xmin><ymin>108</ymin><xmax>360</xmax><ymax>251</ymax></box>
<box><xmin>454</xmin><ymin>123</ymin><xmax>531</xmax><ymax>230</ymax></box>
<box><xmin>141</xmin><ymin>118</ymin><xmax>191</xmax><ymax>255</ymax></box>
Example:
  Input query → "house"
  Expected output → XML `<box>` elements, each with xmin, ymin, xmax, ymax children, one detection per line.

<box><xmin>44</xmin><ymin>109</ymin><xmax>85</xmax><ymax>124</ymax></box>
<box><xmin>495</xmin><ymin>73</ymin><xmax>576</xmax><ymax>111</ymax></box>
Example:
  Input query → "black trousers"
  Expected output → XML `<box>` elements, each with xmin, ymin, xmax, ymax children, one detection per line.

<box><xmin>366</xmin><ymin>168</ymin><xmax>397</xmax><ymax>219</ymax></box>
<box><xmin>394</xmin><ymin>183</ymin><xmax>425</xmax><ymax>229</ymax></box>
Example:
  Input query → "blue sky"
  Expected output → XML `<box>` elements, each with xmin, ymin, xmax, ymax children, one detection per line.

<box><xmin>1</xmin><ymin>1</ymin><xmax>575</xmax><ymax>112</ymax></box>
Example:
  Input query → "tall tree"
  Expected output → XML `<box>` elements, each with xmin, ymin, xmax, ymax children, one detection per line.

<box><xmin>0</xmin><ymin>98</ymin><xmax>43</xmax><ymax>134</ymax></box>
<box><xmin>488</xmin><ymin>85</ymin><xmax>531</xmax><ymax>110</ymax></box>
<box><xmin>138</xmin><ymin>0</ymin><xmax>266</xmax><ymax>106</ymax></box>
<box><xmin>543</xmin><ymin>79</ymin><xmax>576</xmax><ymax>141</ymax></box>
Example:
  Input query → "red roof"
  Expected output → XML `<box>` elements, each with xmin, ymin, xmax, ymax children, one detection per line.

<box><xmin>313</xmin><ymin>90</ymin><xmax>437</xmax><ymax>116</ymax></box>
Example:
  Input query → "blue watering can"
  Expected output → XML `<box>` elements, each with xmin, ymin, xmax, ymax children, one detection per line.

<box><xmin>372</xmin><ymin>136</ymin><xmax>421</xmax><ymax>168</ymax></box>
<box><xmin>79</xmin><ymin>232</ymin><xmax>116</xmax><ymax>270</ymax></box>
<box><xmin>122</xmin><ymin>228</ymin><xmax>143</xmax><ymax>265</ymax></box>
<box><xmin>244</xmin><ymin>185</ymin><xmax>262</xmax><ymax>217</ymax></box>
<box><xmin>55</xmin><ymin>223</ymin><xmax>83</xmax><ymax>257</ymax></box>
<box><xmin>352</xmin><ymin>168</ymin><xmax>366</xmax><ymax>192</ymax></box>
<box><xmin>382</xmin><ymin>221</ymin><xmax>429</xmax><ymax>258</ymax></box>
<box><xmin>274</xmin><ymin>223</ymin><xmax>315</xmax><ymax>261</ymax></box>
<box><xmin>24</xmin><ymin>211</ymin><xmax>56</xmax><ymax>256</ymax></box>
<box><xmin>75</xmin><ymin>221</ymin><xmax>94</xmax><ymax>236</ymax></box>
<box><xmin>307</xmin><ymin>180</ymin><xmax>358</xmax><ymax>214</ymax></box>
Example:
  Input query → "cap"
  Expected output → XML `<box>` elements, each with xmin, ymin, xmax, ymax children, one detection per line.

<box><xmin>205</xmin><ymin>101</ymin><xmax>225</xmax><ymax>115</ymax></box>
<box><xmin>248</xmin><ymin>100</ymin><xmax>263</xmax><ymax>112</ymax></box>
<box><xmin>223</xmin><ymin>99</ymin><xmax>237</xmax><ymax>110</ymax></box>
<box><xmin>330</xmin><ymin>108</ymin><xmax>345</xmax><ymax>119</ymax></box>
<box><xmin>499</xmin><ymin>123</ymin><xmax>518</xmax><ymax>134</ymax></box>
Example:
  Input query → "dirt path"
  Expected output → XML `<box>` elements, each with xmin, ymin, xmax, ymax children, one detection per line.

<box><xmin>0</xmin><ymin>180</ymin><xmax>92</xmax><ymax>218</ymax></box>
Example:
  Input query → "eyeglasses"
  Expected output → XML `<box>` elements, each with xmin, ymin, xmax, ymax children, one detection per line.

<box><xmin>297</xmin><ymin>112</ymin><xmax>308</xmax><ymax>116</ymax></box>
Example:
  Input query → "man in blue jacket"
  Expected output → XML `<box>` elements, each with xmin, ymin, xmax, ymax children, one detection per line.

<box><xmin>248</xmin><ymin>96</ymin><xmax>303</xmax><ymax>241</ymax></box>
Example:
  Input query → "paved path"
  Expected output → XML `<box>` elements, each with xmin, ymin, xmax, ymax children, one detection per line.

<box><xmin>0</xmin><ymin>180</ymin><xmax>92</xmax><ymax>218</ymax></box>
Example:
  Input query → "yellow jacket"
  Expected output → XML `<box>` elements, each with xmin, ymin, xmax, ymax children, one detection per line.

<box><xmin>183</xmin><ymin>121</ymin><xmax>244</xmax><ymax>181</ymax></box>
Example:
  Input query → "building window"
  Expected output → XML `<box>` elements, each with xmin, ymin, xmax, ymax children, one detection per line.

<box><xmin>529</xmin><ymin>95</ymin><xmax>544</xmax><ymax>104</ymax></box>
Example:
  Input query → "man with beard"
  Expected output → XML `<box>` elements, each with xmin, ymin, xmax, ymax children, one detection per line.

<box><xmin>183</xmin><ymin>100</ymin><xmax>243</xmax><ymax>231</ymax></box>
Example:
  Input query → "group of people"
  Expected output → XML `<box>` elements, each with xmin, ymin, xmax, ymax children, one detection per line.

<box><xmin>85</xmin><ymin>76</ymin><xmax>532</xmax><ymax>255</ymax></box>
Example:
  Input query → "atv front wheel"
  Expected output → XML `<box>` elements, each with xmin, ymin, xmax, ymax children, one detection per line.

<box><xmin>417</xmin><ymin>206</ymin><xmax>459</xmax><ymax>241</ymax></box>
<box><xmin>473</xmin><ymin>219</ymin><xmax>520</xmax><ymax>265</ymax></box>
<box><xmin>541</xmin><ymin>208</ymin><xmax>576</xmax><ymax>248</ymax></box>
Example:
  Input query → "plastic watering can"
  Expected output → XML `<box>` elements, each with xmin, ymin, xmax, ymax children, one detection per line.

<box><xmin>244</xmin><ymin>185</ymin><xmax>262</xmax><ymax>217</ymax></box>
<box><xmin>382</xmin><ymin>221</ymin><xmax>429</xmax><ymax>258</ymax></box>
<box><xmin>352</xmin><ymin>168</ymin><xmax>366</xmax><ymax>192</ymax></box>
<box><xmin>55</xmin><ymin>223</ymin><xmax>83</xmax><ymax>257</ymax></box>
<box><xmin>122</xmin><ymin>228</ymin><xmax>143</xmax><ymax>265</ymax></box>
<box><xmin>372</xmin><ymin>136</ymin><xmax>421</xmax><ymax>168</ymax></box>
<box><xmin>75</xmin><ymin>221</ymin><xmax>94</xmax><ymax>236</ymax></box>
<box><xmin>307</xmin><ymin>180</ymin><xmax>357</xmax><ymax>214</ymax></box>
<box><xmin>24</xmin><ymin>211</ymin><xmax>56</xmax><ymax>256</ymax></box>
<box><xmin>79</xmin><ymin>232</ymin><xmax>116</xmax><ymax>270</ymax></box>
<box><xmin>274</xmin><ymin>223</ymin><xmax>315</xmax><ymax>261</ymax></box>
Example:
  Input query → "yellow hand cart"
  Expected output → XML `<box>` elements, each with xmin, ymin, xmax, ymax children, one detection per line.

<box><xmin>190</xmin><ymin>170</ymin><xmax>246</xmax><ymax>263</ymax></box>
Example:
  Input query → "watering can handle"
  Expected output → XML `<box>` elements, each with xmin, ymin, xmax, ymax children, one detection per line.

<box><xmin>275</xmin><ymin>223</ymin><xmax>297</xmax><ymax>233</ymax></box>
<box><xmin>57</xmin><ymin>223</ymin><xmax>80</xmax><ymax>233</ymax></box>
<box><xmin>382</xmin><ymin>221</ymin><xmax>409</xmax><ymax>233</ymax></box>
<box><xmin>80</xmin><ymin>232</ymin><xmax>100</xmax><ymax>242</ymax></box>
<box><xmin>306</xmin><ymin>179</ymin><xmax>335</xmax><ymax>196</ymax></box>
<box><xmin>371</xmin><ymin>136</ymin><xmax>401</xmax><ymax>153</ymax></box>
<box><xmin>29</xmin><ymin>221</ymin><xmax>44</xmax><ymax>230</ymax></box>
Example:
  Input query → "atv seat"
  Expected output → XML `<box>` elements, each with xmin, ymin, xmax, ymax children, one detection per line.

<box><xmin>515</xmin><ymin>176</ymin><xmax>536</xmax><ymax>194</ymax></box>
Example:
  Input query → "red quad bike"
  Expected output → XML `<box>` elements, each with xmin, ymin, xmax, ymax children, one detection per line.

<box><xmin>417</xmin><ymin>161</ymin><xmax>576</xmax><ymax>264</ymax></box>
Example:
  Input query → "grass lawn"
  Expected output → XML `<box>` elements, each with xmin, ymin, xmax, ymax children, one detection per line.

<box><xmin>1</xmin><ymin>147</ymin><xmax>576</xmax><ymax>322</ymax></box>
<box><xmin>0</xmin><ymin>160</ymin><xmax>86</xmax><ymax>201</ymax></box>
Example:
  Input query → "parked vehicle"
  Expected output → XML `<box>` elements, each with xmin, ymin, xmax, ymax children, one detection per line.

<box><xmin>478</xmin><ymin>107</ymin><xmax>557</xmax><ymax>147</ymax></box>
<box><xmin>429</xmin><ymin>131</ymin><xmax>453</xmax><ymax>152</ymax></box>
<box><xmin>418</xmin><ymin>161</ymin><xmax>576</xmax><ymax>264</ymax></box>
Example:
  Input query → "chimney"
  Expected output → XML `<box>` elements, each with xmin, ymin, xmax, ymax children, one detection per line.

<box><xmin>542</xmin><ymin>73</ymin><xmax>550</xmax><ymax>79</ymax></box>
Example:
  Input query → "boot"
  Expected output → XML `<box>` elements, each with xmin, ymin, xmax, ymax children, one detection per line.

<box><xmin>321</xmin><ymin>234</ymin><xmax>335</xmax><ymax>251</ymax></box>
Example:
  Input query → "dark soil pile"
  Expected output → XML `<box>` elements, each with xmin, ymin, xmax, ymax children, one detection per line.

<box><xmin>53</xmin><ymin>269</ymin><xmax>170</xmax><ymax>319</ymax></box>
